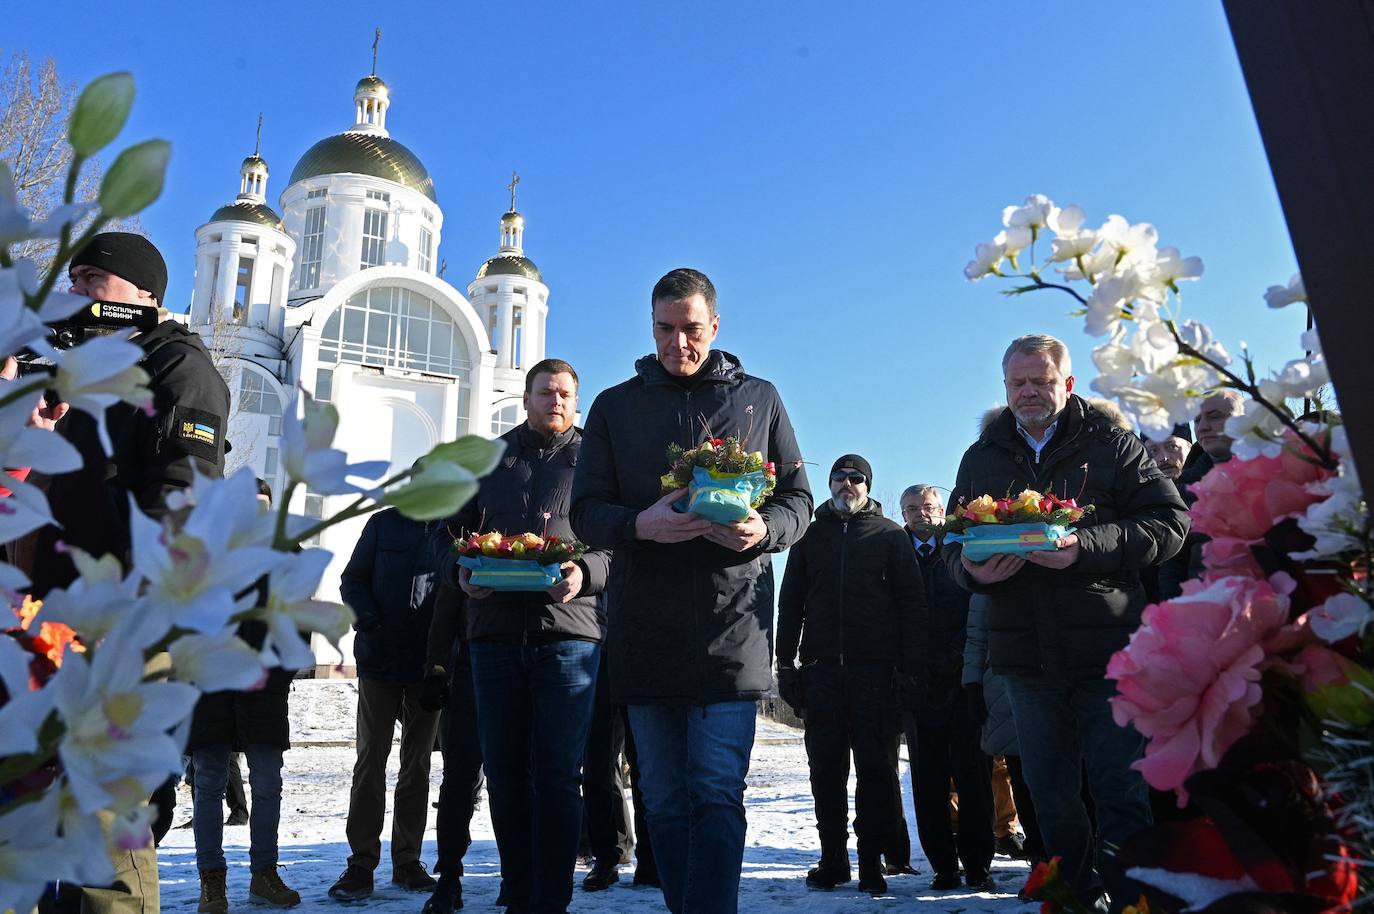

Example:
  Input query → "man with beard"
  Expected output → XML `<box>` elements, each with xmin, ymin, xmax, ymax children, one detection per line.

<box><xmin>945</xmin><ymin>334</ymin><xmax>1188</xmax><ymax>913</ymax></box>
<box><xmin>776</xmin><ymin>456</ymin><xmax>926</xmax><ymax>895</ymax></box>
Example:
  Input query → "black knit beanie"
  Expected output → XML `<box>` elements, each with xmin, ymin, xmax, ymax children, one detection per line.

<box><xmin>830</xmin><ymin>454</ymin><xmax>873</xmax><ymax>486</ymax></box>
<box><xmin>69</xmin><ymin>232</ymin><xmax>168</xmax><ymax>304</ymax></box>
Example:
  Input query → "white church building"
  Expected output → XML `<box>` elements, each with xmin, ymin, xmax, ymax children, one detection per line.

<box><xmin>187</xmin><ymin>68</ymin><xmax>549</xmax><ymax>673</ymax></box>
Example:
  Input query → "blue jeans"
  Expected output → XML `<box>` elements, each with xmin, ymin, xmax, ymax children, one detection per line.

<box><xmin>1004</xmin><ymin>672</ymin><xmax>1151</xmax><ymax>907</ymax></box>
<box><xmin>470</xmin><ymin>638</ymin><xmax>600</xmax><ymax>914</ymax></box>
<box><xmin>628</xmin><ymin>702</ymin><xmax>756</xmax><ymax>914</ymax></box>
<box><xmin>192</xmin><ymin>743</ymin><xmax>284</xmax><ymax>874</ymax></box>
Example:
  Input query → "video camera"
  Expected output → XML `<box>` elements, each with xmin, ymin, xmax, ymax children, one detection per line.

<box><xmin>15</xmin><ymin>299</ymin><xmax>161</xmax><ymax>372</ymax></box>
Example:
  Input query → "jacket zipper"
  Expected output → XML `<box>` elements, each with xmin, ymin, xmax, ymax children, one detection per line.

<box><xmin>838</xmin><ymin>519</ymin><xmax>848</xmax><ymax>665</ymax></box>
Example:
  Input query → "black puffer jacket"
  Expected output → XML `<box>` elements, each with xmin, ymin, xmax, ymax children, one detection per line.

<box><xmin>944</xmin><ymin>395</ymin><xmax>1189</xmax><ymax>680</ymax></box>
<box><xmin>30</xmin><ymin>321</ymin><xmax>229</xmax><ymax>596</ymax></box>
<box><xmin>341</xmin><ymin>508</ymin><xmax>447</xmax><ymax>682</ymax></box>
<box><xmin>445</xmin><ymin>424</ymin><xmax>611</xmax><ymax>642</ymax></box>
<box><xmin>571</xmin><ymin>350</ymin><xmax>813</xmax><ymax>705</ymax></box>
<box><xmin>187</xmin><ymin>616</ymin><xmax>294</xmax><ymax>752</ymax></box>
<box><xmin>776</xmin><ymin>499</ymin><xmax>926</xmax><ymax>673</ymax></box>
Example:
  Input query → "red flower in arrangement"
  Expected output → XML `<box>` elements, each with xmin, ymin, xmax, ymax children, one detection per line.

<box><xmin>1022</xmin><ymin>856</ymin><xmax>1061</xmax><ymax>898</ymax></box>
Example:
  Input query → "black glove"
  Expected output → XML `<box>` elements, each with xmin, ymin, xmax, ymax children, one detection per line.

<box><xmin>777</xmin><ymin>667</ymin><xmax>805</xmax><ymax>713</ymax></box>
<box><xmin>894</xmin><ymin>671</ymin><xmax>926</xmax><ymax>713</ymax></box>
<box><xmin>964</xmin><ymin>682</ymin><xmax>988</xmax><ymax>726</ymax></box>
<box><xmin>418</xmin><ymin>671</ymin><xmax>449</xmax><ymax>712</ymax></box>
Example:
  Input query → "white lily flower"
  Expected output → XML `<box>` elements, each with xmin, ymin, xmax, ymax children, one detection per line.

<box><xmin>0</xmin><ymin>636</ymin><xmax>56</xmax><ymax>757</ymax></box>
<box><xmin>1097</xmin><ymin>215</ymin><xmax>1159</xmax><ymax>269</ymax></box>
<box><xmin>994</xmin><ymin>227</ymin><xmax>1033</xmax><ymax>259</ymax></box>
<box><xmin>1002</xmin><ymin>194</ymin><xmax>1059</xmax><ymax>241</ymax></box>
<box><xmin>1263</xmin><ymin>272</ymin><xmax>1305</xmax><ymax>309</ymax></box>
<box><xmin>167</xmin><ymin>628</ymin><xmax>268</xmax><ymax>692</ymax></box>
<box><xmin>963</xmin><ymin>238</ymin><xmax>1007</xmax><ymax>281</ymax></box>
<box><xmin>0</xmin><ymin>475</ymin><xmax>58</xmax><ymax>543</ymax></box>
<box><xmin>0</xmin><ymin>396</ymin><xmax>83</xmax><ymax>475</ymax></box>
<box><xmin>260</xmin><ymin>549</ymin><xmax>354</xmax><ymax>671</ymax></box>
<box><xmin>0</xmin><ymin>786</ymin><xmax>72</xmax><ymax>912</ymax></box>
<box><xmin>48</xmin><ymin>785</ymin><xmax>120</xmax><ymax>882</ymax></box>
<box><xmin>1112</xmin><ymin>363</ymin><xmax>1213</xmax><ymax>441</ymax></box>
<box><xmin>31</xmin><ymin>547</ymin><xmax>144</xmax><ymax>644</ymax></box>
<box><xmin>281</xmin><ymin>388</ymin><xmax>391</xmax><ymax>495</ymax></box>
<box><xmin>50</xmin><ymin>335</ymin><xmax>153</xmax><ymax>454</ymax></box>
<box><xmin>1083</xmin><ymin>274</ymin><xmax>1134</xmax><ymax>337</ymax></box>
<box><xmin>1057</xmin><ymin>245</ymin><xmax>1116</xmax><ymax>283</ymax></box>
<box><xmin>130</xmin><ymin>489</ymin><xmax>284</xmax><ymax>635</ymax></box>
<box><xmin>1225</xmin><ymin>398</ymin><xmax>1286</xmax><ymax>460</ymax></box>
<box><xmin>0</xmin><ymin>163</ymin><xmax>96</xmax><ymax>246</ymax></box>
<box><xmin>0</xmin><ymin>260</ymin><xmax>93</xmax><ymax>354</ymax></box>
<box><xmin>49</xmin><ymin>630</ymin><xmax>200</xmax><ymax>813</ymax></box>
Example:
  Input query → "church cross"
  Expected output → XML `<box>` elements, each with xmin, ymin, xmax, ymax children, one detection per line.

<box><xmin>506</xmin><ymin>170</ymin><xmax>520</xmax><ymax>211</ymax></box>
<box><xmin>254</xmin><ymin>113</ymin><xmax>262</xmax><ymax>156</ymax></box>
<box><xmin>372</xmin><ymin>28</ymin><xmax>381</xmax><ymax>76</ymax></box>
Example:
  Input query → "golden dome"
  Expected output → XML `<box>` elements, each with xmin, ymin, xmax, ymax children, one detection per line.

<box><xmin>355</xmin><ymin>74</ymin><xmax>389</xmax><ymax>95</ymax></box>
<box><xmin>288</xmin><ymin>132</ymin><xmax>436</xmax><ymax>201</ymax></box>
<box><xmin>500</xmin><ymin>210</ymin><xmax>525</xmax><ymax>225</ymax></box>
<box><xmin>476</xmin><ymin>254</ymin><xmax>542</xmax><ymax>282</ymax></box>
<box><xmin>209</xmin><ymin>200</ymin><xmax>282</xmax><ymax>229</ymax></box>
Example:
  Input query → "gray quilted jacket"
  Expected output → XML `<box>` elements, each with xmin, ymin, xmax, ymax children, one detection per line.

<box><xmin>962</xmin><ymin>594</ymin><xmax>1019</xmax><ymax>757</ymax></box>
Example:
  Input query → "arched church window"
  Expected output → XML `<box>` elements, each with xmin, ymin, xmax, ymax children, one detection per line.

<box><xmin>237</xmin><ymin>365</ymin><xmax>283</xmax><ymax>436</ymax></box>
<box><xmin>232</xmin><ymin>364</ymin><xmax>286</xmax><ymax>496</ymax></box>
<box><xmin>318</xmin><ymin>285</ymin><xmax>470</xmax><ymax>376</ymax></box>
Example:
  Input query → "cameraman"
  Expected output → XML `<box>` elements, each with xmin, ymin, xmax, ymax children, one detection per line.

<box><xmin>29</xmin><ymin>232</ymin><xmax>230</xmax><ymax>595</ymax></box>
<box><xmin>26</xmin><ymin>232</ymin><xmax>230</xmax><ymax>914</ymax></box>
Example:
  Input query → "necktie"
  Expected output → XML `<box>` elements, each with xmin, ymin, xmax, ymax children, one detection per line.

<box><xmin>919</xmin><ymin>543</ymin><xmax>933</xmax><ymax>559</ymax></box>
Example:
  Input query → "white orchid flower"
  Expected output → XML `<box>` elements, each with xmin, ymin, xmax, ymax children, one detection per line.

<box><xmin>130</xmin><ymin>488</ymin><xmax>284</xmax><ymax>635</ymax></box>
<box><xmin>167</xmin><ymin>628</ymin><xmax>268</xmax><ymax>692</ymax></box>
<box><xmin>1263</xmin><ymin>272</ymin><xmax>1305</xmax><ymax>309</ymax></box>
<box><xmin>963</xmin><ymin>238</ymin><xmax>1007</xmax><ymax>281</ymax></box>
<box><xmin>1300</xmin><ymin>327</ymin><xmax>1323</xmax><ymax>357</ymax></box>
<box><xmin>0</xmin><ymin>786</ymin><xmax>72</xmax><ymax>912</ymax></box>
<box><xmin>49</xmin><ymin>631</ymin><xmax>200</xmax><ymax>814</ymax></box>
<box><xmin>0</xmin><ymin>163</ymin><xmax>96</xmax><ymax>247</ymax></box>
<box><xmin>1083</xmin><ymin>275</ymin><xmax>1134</xmax><ymax>337</ymax></box>
<box><xmin>1308</xmin><ymin>593</ymin><xmax>1374</xmax><ymax>644</ymax></box>
<box><xmin>32</xmin><ymin>547</ymin><xmax>144</xmax><ymax>644</ymax></box>
<box><xmin>1113</xmin><ymin>364</ymin><xmax>1213</xmax><ymax>441</ymax></box>
<box><xmin>50</xmin><ymin>335</ymin><xmax>153</xmax><ymax>454</ymax></box>
<box><xmin>0</xmin><ymin>396</ymin><xmax>83</xmax><ymax>475</ymax></box>
<box><xmin>1294</xmin><ymin>427</ymin><xmax>1367</xmax><ymax>560</ymax></box>
<box><xmin>281</xmin><ymin>388</ymin><xmax>391</xmax><ymax>495</ymax></box>
<box><xmin>1147</xmin><ymin>246</ymin><xmax>1204</xmax><ymax>291</ymax></box>
<box><xmin>994</xmin><ymin>227</ymin><xmax>1033</xmax><ymax>259</ymax></box>
<box><xmin>1267</xmin><ymin>356</ymin><xmax>1330</xmax><ymax>400</ymax></box>
<box><xmin>1002</xmin><ymin>194</ymin><xmax>1059</xmax><ymax>241</ymax></box>
<box><xmin>0</xmin><ymin>260</ymin><xmax>94</xmax><ymax>355</ymax></box>
<box><xmin>1097</xmin><ymin>215</ymin><xmax>1159</xmax><ymax>269</ymax></box>
<box><xmin>0</xmin><ymin>636</ymin><xmax>56</xmax><ymax>757</ymax></box>
<box><xmin>1174</xmin><ymin>320</ymin><xmax>1232</xmax><ymax>366</ymax></box>
<box><xmin>0</xmin><ymin>475</ymin><xmax>58</xmax><ymax>543</ymax></box>
<box><xmin>1225</xmin><ymin>398</ymin><xmax>1286</xmax><ymax>460</ymax></box>
<box><xmin>260</xmin><ymin>548</ymin><xmax>354</xmax><ymax>671</ymax></box>
<box><xmin>1057</xmin><ymin>245</ymin><xmax>1116</xmax><ymax>283</ymax></box>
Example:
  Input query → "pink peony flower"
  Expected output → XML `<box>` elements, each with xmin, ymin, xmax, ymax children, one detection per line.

<box><xmin>1187</xmin><ymin>435</ymin><xmax>1333</xmax><ymax>577</ymax></box>
<box><xmin>1108</xmin><ymin>575</ymin><xmax>1293</xmax><ymax>802</ymax></box>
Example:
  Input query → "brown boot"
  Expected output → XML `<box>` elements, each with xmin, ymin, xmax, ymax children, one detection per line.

<box><xmin>198</xmin><ymin>869</ymin><xmax>229</xmax><ymax>914</ymax></box>
<box><xmin>249</xmin><ymin>866</ymin><xmax>302</xmax><ymax>907</ymax></box>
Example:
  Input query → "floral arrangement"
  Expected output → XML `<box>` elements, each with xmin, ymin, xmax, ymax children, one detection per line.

<box><xmin>968</xmin><ymin>195</ymin><xmax>1371</xmax><ymax>912</ymax></box>
<box><xmin>0</xmin><ymin>74</ymin><xmax>503</xmax><ymax>909</ymax></box>
<box><xmin>452</xmin><ymin>515</ymin><xmax>587</xmax><ymax>591</ymax></box>
<box><xmin>661</xmin><ymin>435</ymin><xmax>777</xmax><ymax>524</ymax></box>
<box><xmin>943</xmin><ymin>488</ymin><xmax>1091</xmax><ymax>560</ymax></box>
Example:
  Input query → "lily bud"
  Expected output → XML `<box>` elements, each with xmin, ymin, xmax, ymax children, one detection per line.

<box><xmin>99</xmin><ymin>139</ymin><xmax>170</xmax><ymax>217</ymax></box>
<box><xmin>69</xmin><ymin>72</ymin><xmax>135</xmax><ymax>156</ymax></box>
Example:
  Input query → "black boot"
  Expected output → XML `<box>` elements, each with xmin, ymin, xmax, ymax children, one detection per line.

<box><xmin>805</xmin><ymin>839</ymin><xmax>851</xmax><ymax>890</ymax></box>
<box><xmin>421</xmin><ymin>873</ymin><xmax>463</xmax><ymax>914</ymax></box>
<box><xmin>857</xmin><ymin>856</ymin><xmax>888</xmax><ymax>895</ymax></box>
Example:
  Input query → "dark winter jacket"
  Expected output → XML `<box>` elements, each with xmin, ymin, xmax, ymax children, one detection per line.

<box><xmin>187</xmin><ymin>617</ymin><xmax>294</xmax><ymax>752</ymax></box>
<box><xmin>961</xmin><ymin>595</ymin><xmax>1018</xmax><ymax>757</ymax></box>
<box><xmin>776</xmin><ymin>499</ymin><xmax>927</xmax><ymax>674</ymax></box>
<box><xmin>909</xmin><ymin>532</ymin><xmax>972</xmax><ymax>725</ymax></box>
<box><xmin>570</xmin><ymin>350</ymin><xmax>813</xmax><ymax>705</ymax></box>
<box><xmin>341</xmin><ymin>508</ymin><xmax>448</xmax><ymax>682</ymax></box>
<box><xmin>30</xmin><ymin>321</ymin><xmax>230</xmax><ymax>596</ymax></box>
<box><xmin>445</xmin><ymin>424</ymin><xmax>611</xmax><ymax>642</ymax></box>
<box><xmin>944</xmin><ymin>395</ymin><xmax>1190</xmax><ymax>680</ymax></box>
<box><xmin>1156</xmin><ymin>449</ymin><xmax>1215</xmax><ymax>600</ymax></box>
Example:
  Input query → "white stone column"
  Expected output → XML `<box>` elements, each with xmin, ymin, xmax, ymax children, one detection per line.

<box><xmin>215</xmin><ymin>235</ymin><xmax>240</xmax><ymax>323</ymax></box>
<box><xmin>495</xmin><ymin>289</ymin><xmax>514</xmax><ymax>369</ymax></box>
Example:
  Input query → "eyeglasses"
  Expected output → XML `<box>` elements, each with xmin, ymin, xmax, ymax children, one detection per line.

<box><xmin>830</xmin><ymin>471</ymin><xmax>867</xmax><ymax>485</ymax></box>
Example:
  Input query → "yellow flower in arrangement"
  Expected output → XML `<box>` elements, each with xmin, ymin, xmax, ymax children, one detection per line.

<box><xmin>1011</xmin><ymin>489</ymin><xmax>1044</xmax><ymax>514</ymax></box>
<box><xmin>966</xmin><ymin>494</ymin><xmax>999</xmax><ymax>523</ymax></box>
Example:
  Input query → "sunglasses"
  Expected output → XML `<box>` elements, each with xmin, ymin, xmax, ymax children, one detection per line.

<box><xmin>830</xmin><ymin>471</ymin><xmax>867</xmax><ymax>485</ymax></box>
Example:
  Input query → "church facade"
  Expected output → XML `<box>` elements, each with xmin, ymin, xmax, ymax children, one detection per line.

<box><xmin>187</xmin><ymin>70</ymin><xmax>547</xmax><ymax>672</ymax></box>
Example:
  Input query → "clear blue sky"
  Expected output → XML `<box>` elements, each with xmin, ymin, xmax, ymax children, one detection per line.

<box><xmin>8</xmin><ymin>1</ymin><xmax>1307</xmax><ymax>507</ymax></box>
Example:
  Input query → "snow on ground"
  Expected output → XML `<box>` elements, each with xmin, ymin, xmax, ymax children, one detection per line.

<box><xmin>158</xmin><ymin>681</ymin><xmax>1033</xmax><ymax>912</ymax></box>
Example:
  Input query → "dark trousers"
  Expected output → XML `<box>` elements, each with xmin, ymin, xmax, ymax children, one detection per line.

<box><xmin>436</xmin><ymin>643</ymin><xmax>484</xmax><ymax>876</ymax></box>
<box><xmin>622</xmin><ymin>710</ymin><xmax>657</xmax><ymax>877</ymax></box>
<box><xmin>903</xmin><ymin>705</ymin><xmax>996</xmax><ymax>878</ymax></box>
<box><xmin>801</xmin><ymin>661</ymin><xmax>902</xmax><ymax>859</ymax></box>
<box><xmin>470</xmin><ymin>638</ymin><xmax>600</xmax><ymax>914</ymax></box>
<box><xmin>1004</xmin><ymin>754</ymin><xmax>1045</xmax><ymax>859</ymax></box>
<box><xmin>345</xmin><ymin>677</ymin><xmax>442</xmax><ymax>871</ymax></box>
<box><xmin>582</xmin><ymin>649</ymin><xmax>633</xmax><ymax>864</ymax></box>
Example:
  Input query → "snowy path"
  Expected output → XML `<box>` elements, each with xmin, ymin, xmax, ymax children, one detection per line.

<box><xmin>157</xmin><ymin>718</ymin><xmax>1033</xmax><ymax>913</ymax></box>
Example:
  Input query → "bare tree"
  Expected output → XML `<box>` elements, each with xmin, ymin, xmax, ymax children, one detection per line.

<box><xmin>1</xmin><ymin>50</ymin><xmax>141</xmax><ymax>272</ymax></box>
<box><xmin>197</xmin><ymin>298</ymin><xmax>263</xmax><ymax>476</ymax></box>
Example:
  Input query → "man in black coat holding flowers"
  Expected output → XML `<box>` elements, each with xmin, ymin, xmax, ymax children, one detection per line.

<box><xmin>945</xmin><ymin>334</ymin><xmax>1189</xmax><ymax>912</ymax></box>
<box><xmin>570</xmin><ymin>268</ymin><xmax>812</xmax><ymax>914</ymax></box>
<box><xmin>776</xmin><ymin>455</ymin><xmax>927</xmax><ymax>896</ymax></box>
<box><xmin>448</xmin><ymin>358</ymin><xmax>612</xmax><ymax>914</ymax></box>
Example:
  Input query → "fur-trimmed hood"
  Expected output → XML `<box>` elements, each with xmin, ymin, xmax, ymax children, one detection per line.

<box><xmin>977</xmin><ymin>397</ymin><xmax>1132</xmax><ymax>435</ymax></box>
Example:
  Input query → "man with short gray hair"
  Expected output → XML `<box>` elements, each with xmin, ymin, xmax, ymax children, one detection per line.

<box><xmin>945</xmin><ymin>333</ymin><xmax>1189</xmax><ymax>912</ymax></box>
